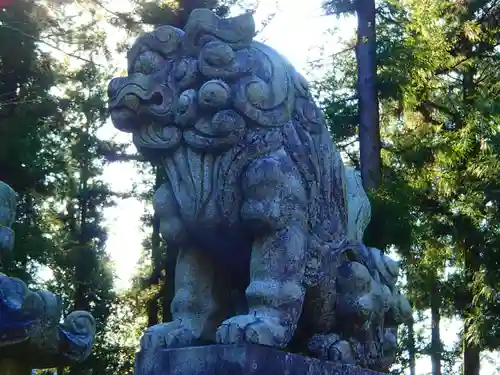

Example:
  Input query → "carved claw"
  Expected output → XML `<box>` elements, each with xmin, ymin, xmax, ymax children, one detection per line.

<box><xmin>136</xmin><ymin>321</ymin><xmax>200</xmax><ymax>375</ymax></box>
<box><xmin>140</xmin><ymin>321</ymin><xmax>199</xmax><ymax>351</ymax></box>
<box><xmin>309</xmin><ymin>334</ymin><xmax>356</xmax><ymax>365</ymax></box>
<box><xmin>216</xmin><ymin>314</ymin><xmax>288</xmax><ymax>347</ymax></box>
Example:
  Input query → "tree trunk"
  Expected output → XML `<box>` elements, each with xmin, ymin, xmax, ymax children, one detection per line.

<box><xmin>461</xmin><ymin>48</ymin><xmax>480</xmax><ymax>375</ymax></box>
<box><xmin>146</xmin><ymin>289</ymin><xmax>159</xmax><ymax>327</ymax></box>
<box><xmin>355</xmin><ymin>0</ymin><xmax>381</xmax><ymax>190</ymax></box>
<box><xmin>430</xmin><ymin>279</ymin><xmax>442</xmax><ymax>375</ymax></box>
<box><xmin>463</xmin><ymin>326</ymin><xmax>480</xmax><ymax>375</ymax></box>
<box><xmin>463</xmin><ymin>246</ymin><xmax>481</xmax><ymax>375</ymax></box>
<box><xmin>407</xmin><ymin>316</ymin><xmax>416</xmax><ymax>375</ymax></box>
<box><xmin>74</xmin><ymin>148</ymin><xmax>91</xmax><ymax>313</ymax></box>
<box><xmin>69</xmin><ymin>131</ymin><xmax>91</xmax><ymax>375</ymax></box>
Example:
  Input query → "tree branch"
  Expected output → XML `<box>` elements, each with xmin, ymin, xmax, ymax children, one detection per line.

<box><xmin>0</xmin><ymin>23</ymin><xmax>106</xmax><ymax>67</ymax></box>
<box><xmin>104</xmin><ymin>152</ymin><xmax>145</xmax><ymax>163</ymax></box>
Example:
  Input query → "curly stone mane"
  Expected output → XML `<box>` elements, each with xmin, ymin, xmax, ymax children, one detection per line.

<box><xmin>109</xmin><ymin>9</ymin><xmax>348</xmax><ymax>243</ymax></box>
<box><xmin>108</xmin><ymin>9</ymin><xmax>411</xmax><ymax>373</ymax></box>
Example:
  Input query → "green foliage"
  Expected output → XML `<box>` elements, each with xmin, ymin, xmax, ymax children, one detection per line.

<box><xmin>323</xmin><ymin>0</ymin><xmax>357</xmax><ymax>15</ymax></box>
<box><xmin>0</xmin><ymin>0</ymin><xmax>134</xmax><ymax>373</ymax></box>
<box><xmin>318</xmin><ymin>0</ymin><xmax>500</xmax><ymax>372</ymax></box>
<box><xmin>134</xmin><ymin>0</ymin><xmax>237</xmax><ymax>28</ymax></box>
<box><xmin>0</xmin><ymin>0</ymin><xmax>67</xmax><ymax>282</ymax></box>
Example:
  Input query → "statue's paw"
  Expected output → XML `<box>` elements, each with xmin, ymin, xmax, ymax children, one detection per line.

<box><xmin>216</xmin><ymin>314</ymin><xmax>288</xmax><ymax>347</ymax></box>
<box><xmin>140</xmin><ymin>321</ymin><xmax>198</xmax><ymax>350</ymax></box>
<box><xmin>309</xmin><ymin>334</ymin><xmax>355</xmax><ymax>365</ymax></box>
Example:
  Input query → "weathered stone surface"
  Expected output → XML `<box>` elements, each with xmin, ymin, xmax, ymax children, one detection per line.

<box><xmin>135</xmin><ymin>344</ymin><xmax>387</xmax><ymax>375</ymax></box>
<box><xmin>0</xmin><ymin>181</ymin><xmax>96</xmax><ymax>370</ymax></box>
<box><xmin>108</xmin><ymin>8</ymin><xmax>412</xmax><ymax>373</ymax></box>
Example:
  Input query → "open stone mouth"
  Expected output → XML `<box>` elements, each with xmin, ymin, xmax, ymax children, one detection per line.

<box><xmin>109</xmin><ymin>83</ymin><xmax>172</xmax><ymax>135</ymax></box>
<box><xmin>108</xmin><ymin>84</ymin><xmax>181</xmax><ymax>148</ymax></box>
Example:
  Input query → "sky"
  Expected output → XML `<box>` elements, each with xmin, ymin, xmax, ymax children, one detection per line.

<box><xmin>44</xmin><ymin>0</ymin><xmax>499</xmax><ymax>373</ymax></box>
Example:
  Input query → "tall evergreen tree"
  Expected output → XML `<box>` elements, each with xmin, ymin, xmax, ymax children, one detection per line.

<box><xmin>318</xmin><ymin>0</ymin><xmax>500</xmax><ymax>374</ymax></box>
<box><xmin>0</xmin><ymin>0</ymin><xmax>68</xmax><ymax>282</ymax></box>
<box><xmin>323</xmin><ymin>0</ymin><xmax>381</xmax><ymax>190</ymax></box>
<box><xmin>136</xmin><ymin>0</ymin><xmax>236</xmax><ymax>28</ymax></box>
<box><xmin>1</xmin><ymin>1</ymin><xmax>135</xmax><ymax>373</ymax></box>
<box><xmin>52</xmin><ymin>62</ymin><xmax>117</xmax><ymax>375</ymax></box>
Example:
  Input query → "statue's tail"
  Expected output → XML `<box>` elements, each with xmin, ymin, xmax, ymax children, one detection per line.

<box><xmin>343</xmin><ymin>167</ymin><xmax>371</xmax><ymax>243</ymax></box>
<box><xmin>306</xmin><ymin>129</ymin><xmax>349</xmax><ymax>247</ymax></box>
<box><xmin>342</xmin><ymin>169</ymin><xmax>412</xmax><ymax>324</ymax></box>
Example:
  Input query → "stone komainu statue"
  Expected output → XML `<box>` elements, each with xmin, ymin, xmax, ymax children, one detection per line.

<box><xmin>108</xmin><ymin>9</ymin><xmax>412</xmax><ymax>372</ymax></box>
<box><xmin>0</xmin><ymin>181</ymin><xmax>96</xmax><ymax>370</ymax></box>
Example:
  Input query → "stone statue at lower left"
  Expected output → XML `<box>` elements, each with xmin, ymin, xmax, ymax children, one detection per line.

<box><xmin>0</xmin><ymin>181</ymin><xmax>96</xmax><ymax>371</ymax></box>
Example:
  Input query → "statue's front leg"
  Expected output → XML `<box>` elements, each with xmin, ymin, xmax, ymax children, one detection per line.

<box><xmin>141</xmin><ymin>248</ymin><xmax>228</xmax><ymax>348</ymax></box>
<box><xmin>138</xmin><ymin>184</ymin><xmax>229</xmax><ymax>374</ymax></box>
<box><xmin>216</xmin><ymin>149</ymin><xmax>308</xmax><ymax>348</ymax></box>
<box><xmin>139</xmin><ymin>247</ymin><xmax>229</xmax><ymax>374</ymax></box>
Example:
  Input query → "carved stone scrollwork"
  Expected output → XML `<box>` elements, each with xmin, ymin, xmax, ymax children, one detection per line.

<box><xmin>0</xmin><ymin>181</ymin><xmax>96</xmax><ymax>371</ymax></box>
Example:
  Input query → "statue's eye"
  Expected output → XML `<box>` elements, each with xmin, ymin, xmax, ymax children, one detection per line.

<box><xmin>132</xmin><ymin>51</ymin><xmax>165</xmax><ymax>75</ymax></box>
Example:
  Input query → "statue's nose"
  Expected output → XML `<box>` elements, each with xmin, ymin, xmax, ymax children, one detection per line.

<box><xmin>107</xmin><ymin>77</ymin><xmax>129</xmax><ymax>99</ymax></box>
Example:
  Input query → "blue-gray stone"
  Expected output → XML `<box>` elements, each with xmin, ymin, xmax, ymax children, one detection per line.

<box><xmin>0</xmin><ymin>226</ymin><xmax>14</xmax><ymax>251</ymax></box>
<box><xmin>135</xmin><ymin>345</ymin><xmax>387</xmax><ymax>375</ymax></box>
<box><xmin>108</xmin><ymin>7</ymin><xmax>413</xmax><ymax>373</ymax></box>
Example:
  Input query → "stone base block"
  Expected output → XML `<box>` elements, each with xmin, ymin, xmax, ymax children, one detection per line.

<box><xmin>134</xmin><ymin>344</ymin><xmax>386</xmax><ymax>375</ymax></box>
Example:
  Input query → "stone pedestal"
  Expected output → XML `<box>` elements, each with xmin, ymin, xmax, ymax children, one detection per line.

<box><xmin>135</xmin><ymin>345</ymin><xmax>386</xmax><ymax>375</ymax></box>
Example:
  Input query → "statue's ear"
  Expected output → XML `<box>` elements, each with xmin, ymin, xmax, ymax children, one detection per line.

<box><xmin>182</xmin><ymin>8</ymin><xmax>256</xmax><ymax>56</ymax></box>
